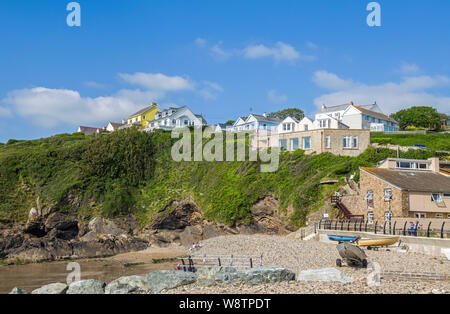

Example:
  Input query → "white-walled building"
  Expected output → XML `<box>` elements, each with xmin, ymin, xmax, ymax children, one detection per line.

<box><xmin>144</xmin><ymin>106</ymin><xmax>207</xmax><ymax>131</ymax></box>
<box><xmin>317</xmin><ymin>102</ymin><xmax>399</xmax><ymax>132</ymax></box>
<box><xmin>230</xmin><ymin>114</ymin><xmax>282</xmax><ymax>132</ymax></box>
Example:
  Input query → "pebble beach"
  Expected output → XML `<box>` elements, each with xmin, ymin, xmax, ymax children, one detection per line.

<box><xmin>163</xmin><ymin>234</ymin><xmax>450</xmax><ymax>294</ymax></box>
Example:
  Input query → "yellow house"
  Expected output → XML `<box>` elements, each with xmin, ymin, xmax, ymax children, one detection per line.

<box><xmin>127</xmin><ymin>102</ymin><xmax>160</xmax><ymax>129</ymax></box>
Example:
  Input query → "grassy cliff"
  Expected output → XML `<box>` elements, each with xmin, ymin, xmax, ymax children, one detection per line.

<box><xmin>0</xmin><ymin>129</ymin><xmax>448</xmax><ymax>228</ymax></box>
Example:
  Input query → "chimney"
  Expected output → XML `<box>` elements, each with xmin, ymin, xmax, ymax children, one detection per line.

<box><xmin>428</xmin><ymin>157</ymin><xmax>440</xmax><ymax>173</ymax></box>
<box><xmin>151</xmin><ymin>102</ymin><xmax>157</xmax><ymax>107</ymax></box>
<box><xmin>321</xmin><ymin>104</ymin><xmax>327</xmax><ymax>111</ymax></box>
<box><xmin>350</xmin><ymin>101</ymin><xmax>354</xmax><ymax>106</ymax></box>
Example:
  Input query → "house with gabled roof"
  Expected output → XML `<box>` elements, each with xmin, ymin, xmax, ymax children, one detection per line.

<box><xmin>125</xmin><ymin>102</ymin><xmax>160</xmax><ymax>129</ymax></box>
<box><xmin>144</xmin><ymin>106</ymin><xmax>207</xmax><ymax>131</ymax></box>
<box><xmin>317</xmin><ymin>102</ymin><xmax>399</xmax><ymax>132</ymax></box>
<box><xmin>77</xmin><ymin>126</ymin><xmax>104</xmax><ymax>135</ymax></box>
<box><xmin>359</xmin><ymin>157</ymin><xmax>450</xmax><ymax>221</ymax></box>
<box><xmin>105</xmin><ymin>122</ymin><xmax>125</xmax><ymax>132</ymax></box>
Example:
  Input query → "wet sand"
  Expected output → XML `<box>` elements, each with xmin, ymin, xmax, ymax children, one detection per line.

<box><xmin>0</xmin><ymin>247</ymin><xmax>187</xmax><ymax>294</ymax></box>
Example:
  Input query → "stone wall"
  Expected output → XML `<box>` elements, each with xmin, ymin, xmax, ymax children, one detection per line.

<box><xmin>359</xmin><ymin>168</ymin><xmax>408</xmax><ymax>221</ymax></box>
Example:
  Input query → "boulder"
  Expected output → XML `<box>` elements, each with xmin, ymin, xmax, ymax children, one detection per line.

<box><xmin>88</xmin><ymin>217</ymin><xmax>126</xmax><ymax>236</ymax></box>
<box><xmin>44</xmin><ymin>213</ymin><xmax>78</xmax><ymax>240</ymax></box>
<box><xmin>32</xmin><ymin>283</ymin><xmax>68</xmax><ymax>294</ymax></box>
<box><xmin>66</xmin><ymin>279</ymin><xmax>106</xmax><ymax>294</ymax></box>
<box><xmin>147</xmin><ymin>270</ymin><xmax>196</xmax><ymax>293</ymax></box>
<box><xmin>9</xmin><ymin>287</ymin><xmax>30</xmax><ymax>294</ymax></box>
<box><xmin>238</xmin><ymin>266</ymin><xmax>295</xmax><ymax>285</ymax></box>
<box><xmin>297</xmin><ymin>268</ymin><xmax>353</xmax><ymax>284</ymax></box>
<box><xmin>197</xmin><ymin>266</ymin><xmax>239</xmax><ymax>287</ymax></box>
<box><xmin>105</xmin><ymin>276</ymin><xmax>150</xmax><ymax>294</ymax></box>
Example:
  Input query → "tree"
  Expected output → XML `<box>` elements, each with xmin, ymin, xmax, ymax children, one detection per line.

<box><xmin>268</xmin><ymin>108</ymin><xmax>305</xmax><ymax>121</ymax></box>
<box><xmin>224</xmin><ymin>120</ymin><xmax>235</xmax><ymax>125</ymax></box>
<box><xmin>391</xmin><ymin>106</ymin><xmax>441</xmax><ymax>130</ymax></box>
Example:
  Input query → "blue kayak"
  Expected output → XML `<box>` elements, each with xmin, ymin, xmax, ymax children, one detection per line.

<box><xmin>328</xmin><ymin>235</ymin><xmax>359</xmax><ymax>242</ymax></box>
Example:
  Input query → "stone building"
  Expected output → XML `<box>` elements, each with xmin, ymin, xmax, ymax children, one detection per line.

<box><xmin>359</xmin><ymin>158</ymin><xmax>450</xmax><ymax>222</ymax></box>
<box><xmin>252</xmin><ymin>128</ymin><xmax>370</xmax><ymax>157</ymax></box>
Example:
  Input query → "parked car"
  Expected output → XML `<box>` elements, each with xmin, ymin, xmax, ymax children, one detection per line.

<box><xmin>412</xmin><ymin>144</ymin><xmax>428</xmax><ymax>150</ymax></box>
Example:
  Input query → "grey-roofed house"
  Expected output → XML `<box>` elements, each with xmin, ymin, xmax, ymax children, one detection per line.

<box><xmin>359</xmin><ymin>157</ymin><xmax>450</xmax><ymax>221</ymax></box>
<box><xmin>77</xmin><ymin>126</ymin><xmax>103</xmax><ymax>135</ymax></box>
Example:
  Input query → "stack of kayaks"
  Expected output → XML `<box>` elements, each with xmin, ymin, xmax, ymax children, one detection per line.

<box><xmin>327</xmin><ymin>234</ymin><xmax>399</xmax><ymax>247</ymax></box>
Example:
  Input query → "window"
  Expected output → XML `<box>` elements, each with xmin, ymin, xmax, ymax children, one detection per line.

<box><xmin>325</xmin><ymin>136</ymin><xmax>331</xmax><ymax>149</ymax></box>
<box><xmin>368</xmin><ymin>211</ymin><xmax>374</xmax><ymax>224</ymax></box>
<box><xmin>383</xmin><ymin>188</ymin><xmax>393</xmax><ymax>201</ymax></box>
<box><xmin>143</xmin><ymin>115</ymin><xmax>146</xmax><ymax>120</ymax></box>
<box><xmin>283</xmin><ymin>123</ymin><xmax>292</xmax><ymax>131</ymax></box>
<box><xmin>343</xmin><ymin>136</ymin><xmax>351</xmax><ymax>148</ymax></box>
<box><xmin>319</xmin><ymin>119</ymin><xmax>329</xmax><ymax>128</ymax></box>
<box><xmin>173</xmin><ymin>119</ymin><xmax>176</xmax><ymax>125</ymax></box>
<box><xmin>365</xmin><ymin>115</ymin><xmax>369</xmax><ymax>121</ymax></box>
<box><xmin>444</xmin><ymin>193</ymin><xmax>450</xmax><ymax>198</ymax></box>
<box><xmin>184</xmin><ymin>120</ymin><xmax>188</xmax><ymax>125</ymax></box>
<box><xmin>431</xmin><ymin>193</ymin><xmax>443</xmax><ymax>203</ymax></box>
<box><xmin>436</xmin><ymin>214</ymin><xmax>443</xmax><ymax>219</ymax></box>
<box><xmin>304</xmin><ymin>124</ymin><xmax>308</xmax><ymax>131</ymax></box>
<box><xmin>414</xmin><ymin>213</ymin><xmax>427</xmax><ymax>218</ymax></box>
<box><xmin>365</xmin><ymin>190</ymin><xmax>374</xmax><ymax>209</ymax></box>
<box><xmin>279</xmin><ymin>139</ymin><xmax>287</xmax><ymax>151</ymax></box>
<box><xmin>353</xmin><ymin>136</ymin><xmax>358</xmax><ymax>148</ymax></box>
<box><xmin>302</xmin><ymin>137</ymin><xmax>311</xmax><ymax>150</ymax></box>
<box><xmin>290</xmin><ymin>138</ymin><xmax>299</xmax><ymax>151</ymax></box>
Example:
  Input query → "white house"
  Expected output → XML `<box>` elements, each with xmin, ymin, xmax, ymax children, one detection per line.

<box><xmin>317</xmin><ymin>102</ymin><xmax>399</xmax><ymax>132</ymax></box>
<box><xmin>231</xmin><ymin>114</ymin><xmax>282</xmax><ymax>132</ymax></box>
<box><xmin>77</xmin><ymin>126</ymin><xmax>103</xmax><ymax>135</ymax></box>
<box><xmin>277</xmin><ymin>117</ymin><xmax>300</xmax><ymax>134</ymax></box>
<box><xmin>214</xmin><ymin>123</ymin><xmax>229</xmax><ymax>132</ymax></box>
<box><xmin>231</xmin><ymin>117</ymin><xmax>248</xmax><ymax>132</ymax></box>
<box><xmin>313</xmin><ymin>113</ymin><xmax>349</xmax><ymax>129</ymax></box>
<box><xmin>105</xmin><ymin>122</ymin><xmax>125</xmax><ymax>132</ymax></box>
<box><xmin>144</xmin><ymin>106</ymin><xmax>207</xmax><ymax>131</ymax></box>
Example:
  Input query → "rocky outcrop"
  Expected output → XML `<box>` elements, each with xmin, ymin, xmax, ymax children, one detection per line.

<box><xmin>1</xmin><ymin>213</ymin><xmax>149</xmax><ymax>264</ymax></box>
<box><xmin>67</xmin><ymin>279</ymin><xmax>106</xmax><ymax>294</ymax></box>
<box><xmin>147</xmin><ymin>270</ymin><xmax>197</xmax><ymax>293</ymax></box>
<box><xmin>250</xmin><ymin>196</ymin><xmax>297</xmax><ymax>235</ymax></box>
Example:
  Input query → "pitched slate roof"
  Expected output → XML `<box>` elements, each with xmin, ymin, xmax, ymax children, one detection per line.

<box><xmin>320</xmin><ymin>103</ymin><xmax>350</xmax><ymax>113</ymax></box>
<box><xmin>361</xmin><ymin>167</ymin><xmax>450</xmax><ymax>193</ymax></box>
<box><xmin>354</xmin><ymin>106</ymin><xmax>398</xmax><ymax>123</ymax></box>
<box><xmin>250</xmin><ymin>114</ymin><xmax>282</xmax><ymax>123</ymax></box>
<box><xmin>129</xmin><ymin>105</ymin><xmax>158</xmax><ymax>118</ymax></box>
<box><xmin>108</xmin><ymin>122</ymin><xmax>125</xmax><ymax>128</ymax></box>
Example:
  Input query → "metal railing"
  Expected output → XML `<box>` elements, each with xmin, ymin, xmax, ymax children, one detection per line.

<box><xmin>178</xmin><ymin>254</ymin><xmax>263</xmax><ymax>272</ymax></box>
<box><xmin>318</xmin><ymin>219</ymin><xmax>449</xmax><ymax>239</ymax></box>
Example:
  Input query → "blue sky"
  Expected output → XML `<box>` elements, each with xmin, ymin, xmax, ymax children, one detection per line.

<box><xmin>0</xmin><ymin>0</ymin><xmax>449</xmax><ymax>142</ymax></box>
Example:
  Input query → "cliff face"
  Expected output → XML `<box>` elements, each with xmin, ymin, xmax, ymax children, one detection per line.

<box><xmin>0</xmin><ymin>130</ymin><xmax>445</xmax><ymax>263</ymax></box>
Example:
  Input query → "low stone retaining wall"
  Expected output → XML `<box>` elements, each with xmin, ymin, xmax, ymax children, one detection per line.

<box><xmin>317</xmin><ymin>229</ymin><xmax>450</xmax><ymax>258</ymax></box>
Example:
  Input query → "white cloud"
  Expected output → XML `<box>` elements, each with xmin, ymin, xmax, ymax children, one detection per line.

<box><xmin>210</xmin><ymin>42</ymin><xmax>233</xmax><ymax>60</ymax></box>
<box><xmin>199</xmin><ymin>40</ymin><xmax>314</xmax><ymax>63</ymax></box>
<box><xmin>398</xmin><ymin>62</ymin><xmax>420</xmax><ymax>75</ymax></box>
<box><xmin>268</xmin><ymin>90</ymin><xmax>288</xmax><ymax>104</ymax></box>
<box><xmin>2</xmin><ymin>72</ymin><xmax>223</xmax><ymax>128</ymax></box>
<box><xmin>119</xmin><ymin>73</ymin><xmax>194</xmax><ymax>91</ymax></box>
<box><xmin>3</xmin><ymin>87</ymin><xmax>160</xmax><ymax>128</ymax></box>
<box><xmin>195</xmin><ymin>38</ymin><xmax>207</xmax><ymax>47</ymax></box>
<box><xmin>198</xmin><ymin>81</ymin><xmax>224</xmax><ymax>100</ymax></box>
<box><xmin>312</xmin><ymin>70</ymin><xmax>354</xmax><ymax>90</ymax></box>
<box><xmin>243</xmin><ymin>42</ymin><xmax>313</xmax><ymax>62</ymax></box>
<box><xmin>306</xmin><ymin>41</ymin><xmax>318</xmax><ymax>49</ymax></box>
<box><xmin>313</xmin><ymin>70</ymin><xmax>450</xmax><ymax>114</ymax></box>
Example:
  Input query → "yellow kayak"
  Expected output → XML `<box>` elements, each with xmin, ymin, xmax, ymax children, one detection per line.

<box><xmin>357</xmin><ymin>236</ymin><xmax>399</xmax><ymax>247</ymax></box>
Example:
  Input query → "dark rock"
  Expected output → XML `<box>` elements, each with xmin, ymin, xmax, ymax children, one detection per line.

<box><xmin>150</xmin><ymin>200</ymin><xmax>202</xmax><ymax>230</ymax></box>
<box><xmin>147</xmin><ymin>270</ymin><xmax>196</xmax><ymax>293</ymax></box>
<box><xmin>44</xmin><ymin>213</ymin><xmax>79</xmax><ymax>240</ymax></box>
